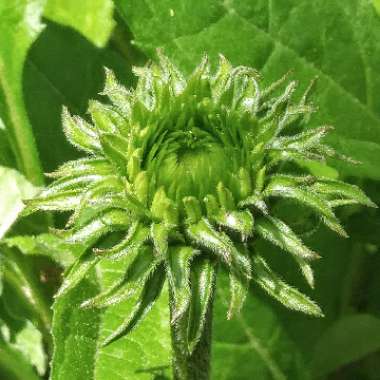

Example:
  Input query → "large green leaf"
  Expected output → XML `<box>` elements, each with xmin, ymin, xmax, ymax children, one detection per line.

<box><xmin>50</xmin><ymin>257</ymin><xmax>172</xmax><ymax>380</ymax></box>
<box><xmin>50</xmin><ymin>276</ymin><xmax>101</xmax><ymax>380</ymax></box>
<box><xmin>116</xmin><ymin>0</ymin><xmax>380</xmax><ymax>180</ymax></box>
<box><xmin>44</xmin><ymin>0</ymin><xmax>115</xmax><ymax>48</ymax></box>
<box><xmin>212</xmin><ymin>273</ymin><xmax>310</xmax><ymax>380</ymax></box>
<box><xmin>0</xmin><ymin>0</ymin><xmax>46</xmax><ymax>185</ymax></box>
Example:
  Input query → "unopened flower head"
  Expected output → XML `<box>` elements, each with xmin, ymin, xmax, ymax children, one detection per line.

<box><xmin>24</xmin><ymin>51</ymin><xmax>376</xmax><ymax>349</ymax></box>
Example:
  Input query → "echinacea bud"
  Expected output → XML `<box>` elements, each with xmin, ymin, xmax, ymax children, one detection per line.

<box><xmin>24</xmin><ymin>51</ymin><xmax>376</xmax><ymax>349</ymax></box>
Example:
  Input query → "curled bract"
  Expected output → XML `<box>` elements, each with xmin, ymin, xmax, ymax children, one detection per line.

<box><xmin>24</xmin><ymin>51</ymin><xmax>376</xmax><ymax>350</ymax></box>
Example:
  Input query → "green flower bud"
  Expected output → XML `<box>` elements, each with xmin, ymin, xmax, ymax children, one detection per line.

<box><xmin>24</xmin><ymin>51</ymin><xmax>376</xmax><ymax>349</ymax></box>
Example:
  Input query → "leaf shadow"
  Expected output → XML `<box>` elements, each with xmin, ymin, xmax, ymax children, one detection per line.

<box><xmin>135</xmin><ymin>364</ymin><xmax>171</xmax><ymax>379</ymax></box>
<box><xmin>22</xmin><ymin>18</ymin><xmax>142</xmax><ymax>173</ymax></box>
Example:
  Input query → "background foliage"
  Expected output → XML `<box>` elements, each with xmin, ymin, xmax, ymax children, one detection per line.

<box><xmin>0</xmin><ymin>0</ymin><xmax>380</xmax><ymax>379</ymax></box>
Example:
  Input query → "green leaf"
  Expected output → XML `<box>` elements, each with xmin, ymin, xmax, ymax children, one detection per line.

<box><xmin>50</xmin><ymin>275</ymin><xmax>102</xmax><ymax>380</ymax></box>
<box><xmin>102</xmin><ymin>68</ymin><xmax>134</xmax><ymax>116</ymax></box>
<box><xmin>0</xmin><ymin>254</ymin><xmax>3</xmax><ymax>296</ymax></box>
<box><xmin>0</xmin><ymin>0</ymin><xmax>45</xmax><ymax>185</ymax></box>
<box><xmin>10</xmin><ymin>320</ymin><xmax>47</xmax><ymax>376</ymax></box>
<box><xmin>0</xmin><ymin>339</ymin><xmax>41</xmax><ymax>380</ymax></box>
<box><xmin>0</xmin><ymin>166</ymin><xmax>38</xmax><ymax>239</ymax></box>
<box><xmin>187</xmin><ymin>218</ymin><xmax>251</xmax><ymax>283</ymax></box>
<box><xmin>1</xmin><ymin>246</ymin><xmax>52</xmax><ymax>344</ymax></box>
<box><xmin>23</xmin><ymin>15</ymin><xmax>138</xmax><ymax>174</ymax></box>
<box><xmin>0</xmin><ymin>121</ymin><xmax>15</xmax><ymax>168</ymax></box>
<box><xmin>95</xmin><ymin>222</ymin><xmax>149</xmax><ymax>260</ymax></box>
<box><xmin>183</xmin><ymin>196</ymin><xmax>203</xmax><ymax>224</ymax></box>
<box><xmin>119</xmin><ymin>0</ymin><xmax>380</xmax><ymax>181</ymax></box>
<box><xmin>81</xmin><ymin>246</ymin><xmax>155</xmax><ymax>309</ymax></box>
<box><xmin>212</xmin><ymin>272</ymin><xmax>311</xmax><ymax>380</ymax></box>
<box><xmin>4</xmin><ymin>233</ymin><xmax>76</xmax><ymax>268</ymax></box>
<box><xmin>102</xmin><ymin>263</ymin><xmax>166</xmax><ymax>346</ymax></box>
<box><xmin>374</xmin><ymin>0</ymin><xmax>380</xmax><ymax>15</ymax></box>
<box><xmin>56</xmin><ymin>251</ymin><xmax>100</xmax><ymax>297</ymax></box>
<box><xmin>212</xmin><ymin>209</ymin><xmax>254</xmax><ymax>239</ymax></box>
<box><xmin>312</xmin><ymin>314</ymin><xmax>380</xmax><ymax>377</ymax></box>
<box><xmin>50</xmin><ymin>257</ymin><xmax>171</xmax><ymax>380</ymax></box>
<box><xmin>44</xmin><ymin>0</ymin><xmax>115</xmax><ymax>48</ymax></box>
<box><xmin>252</xmin><ymin>255</ymin><xmax>323</xmax><ymax>317</ymax></box>
<box><xmin>46</xmin><ymin>158</ymin><xmax>113</xmax><ymax>179</ymax></box>
<box><xmin>239</xmin><ymin>193</ymin><xmax>268</xmax><ymax>215</ymax></box>
<box><xmin>65</xmin><ymin>209</ymin><xmax>131</xmax><ymax>246</ymax></box>
<box><xmin>23</xmin><ymin>190</ymin><xmax>81</xmax><ymax>215</ymax></box>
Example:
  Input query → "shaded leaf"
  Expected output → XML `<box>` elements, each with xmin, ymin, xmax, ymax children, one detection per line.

<box><xmin>312</xmin><ymin>314</ymin><xmax>380</xmax><ymax>377</ymax></box>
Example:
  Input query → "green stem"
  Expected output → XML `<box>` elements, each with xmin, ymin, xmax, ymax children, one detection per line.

<box><xmin>169</xmin><ymin>285</ymin><xmax>215</xmax><ymax>380</ymax></box>
<box><xmin>0</xmin><ymin>66</ymin><xmax>45</xmax><ymax>186</ymax></box>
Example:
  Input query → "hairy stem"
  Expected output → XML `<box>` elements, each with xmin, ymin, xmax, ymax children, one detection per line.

<box><xmin>169</xmin><ymin>285</ymin><xmax>215</xmax><ymax>380</ymax></box>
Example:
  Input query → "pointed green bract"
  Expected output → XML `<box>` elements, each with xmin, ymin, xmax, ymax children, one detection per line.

<box><xmin>22</xmin><ymin>53</ymin><xmax>375</xmax><ymax>347</ymax></box>
<box><xmin>187</xmin><ymin>218</ymin><xmax>233</xmax><ymax>264</ymax></box>
<box><xmin>187</xmin><ymin>259</ymin><xmax>216</xmax><ymax>353</ymax></box>
<box><xmin>311</xmin><ymin>179</ymin><xmax>377</xmax><ymax>208</ymax></box>
<box><xmin>167</xmin><ymin>246</ymin><xmax>197</xmax><ymax>324</ymax></box>
<box><xmin>256</xmin><ymin>216</ymin><xmax>319</xmax><ymax>261</ymax></box>
<box><xmin>252</xmin><ymin>255</ymin><xmax>323</xmax><ymax>317</ymax></box>
<box><xmin>228</xmin><ymin>270</ymin><xmax>249</xmax><ymax>320</ymax></box>
<box><xmin>150</xmin><ymin>222</ymin><xmax>169</xmax><ymax>257</ymax></box>
<box><xmin>81</xmin><ymin>247</ymin><xmax>156</xmax><ymax>308</ymax></box>
<box><xmin>100</xmin><ymin>133</ymin><xmax>130</xmax><ymax>176</ymax></box>
<box><xmin>264</xmin><ymin>176</ymin><xmax>347</xmax><ymax>236</ymax></box>
<box><xmin>56</xmin><ymin>251</ymin><xmax>100</xmax><ymax>298</ymax></box>
<box><xmin>95</xmin><ymin>222</ymin><xmax>149</xmax><ymax>260</ymax></box>
<box><xmin>62</xmin><ymin>107</ymin><xmax>101</xmax><ymax>153</ymax></box>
